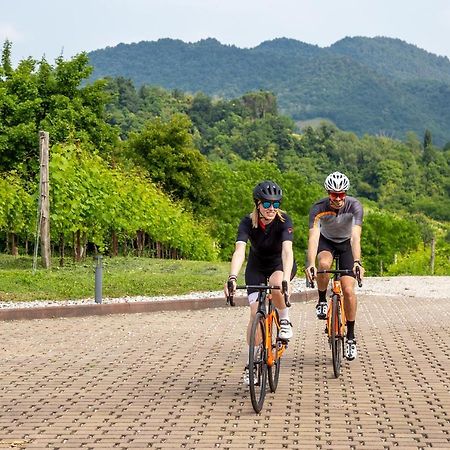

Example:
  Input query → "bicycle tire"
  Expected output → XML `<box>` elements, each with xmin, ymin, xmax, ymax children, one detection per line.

<box><xmin>249</xmin><ymin>311</ymin><xmax>267</xmax><ymax>413</ymax></box>
<box><xmin>268</xmin><ymin>309</ymin><xmax>281</xmax><ymax>393</ymax></box>
<box><xmin>331</xmin><ymin>294</ymin><xmax>343</xmax><ymax>378</ymax></box>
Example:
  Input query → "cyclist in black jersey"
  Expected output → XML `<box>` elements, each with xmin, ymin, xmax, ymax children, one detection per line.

<box><xmin>305</xmin><ymin>172</ymin><xmax>365</xmax><ymax>361</ymax></box>
<box><xmin>224</xmin><ymin>180</ymin><xmax>297</xmax><ymax>384</ymax></box>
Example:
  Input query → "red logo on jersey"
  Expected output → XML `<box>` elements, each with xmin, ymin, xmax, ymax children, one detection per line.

<box><xmin>288</xmin><ymin>227</ymin><xmax>293</xmax><ymax>234</ymax></box>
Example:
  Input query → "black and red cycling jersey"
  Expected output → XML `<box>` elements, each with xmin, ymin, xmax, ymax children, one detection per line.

<box><xmin>236</xmin><ymin>213</ymin><xmax>297</xmax><ymax>291</ymax></box>
<box><xmin>236</xmin><ymin>213</ymin><xmax>294</xmax><ymax>265</ymax></box>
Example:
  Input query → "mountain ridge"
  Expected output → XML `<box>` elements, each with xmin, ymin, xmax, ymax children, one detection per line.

<box><xmin>88</xmin><ymin>36</ymin><xmax>450</xmax><ymax>145</ymax></box>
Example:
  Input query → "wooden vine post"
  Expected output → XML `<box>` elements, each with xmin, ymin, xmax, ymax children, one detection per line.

<box><xmin>39</xmin><ymin>131</ymin><xmax>51</xmax><ymax>268</ymax></box>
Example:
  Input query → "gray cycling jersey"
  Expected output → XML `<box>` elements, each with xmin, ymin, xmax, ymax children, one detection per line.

<box><xmin>308</xmin><ymin>196</ymin><xmax>363</xmax><ymax>243</ymax></box>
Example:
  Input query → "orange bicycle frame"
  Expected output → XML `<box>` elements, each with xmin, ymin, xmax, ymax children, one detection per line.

<box><xmin>265</xmin><ymin>304</ymin><xmax>286</xmax><ymax>367</ymax></box>
<box><xmin>326</xmin><ymin>279</ymin><xmax>347</xmax><ymax>336</ymax></box>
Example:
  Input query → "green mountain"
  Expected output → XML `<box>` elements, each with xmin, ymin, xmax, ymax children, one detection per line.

<box><xmin>88</xmin><ymin>37</ymin><xmax>450</xmax><ymax>145</ymax></box>
<box><xmin>329</xmin><ymin>36</ymin><xmax>450</xmax><ymax>83</ymax></box>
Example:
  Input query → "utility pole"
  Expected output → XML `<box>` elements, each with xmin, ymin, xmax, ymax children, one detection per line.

<box><xmin>39</xmin><ymin>131</ymin><xmax>51</xmax><ymax>268</ymax></box>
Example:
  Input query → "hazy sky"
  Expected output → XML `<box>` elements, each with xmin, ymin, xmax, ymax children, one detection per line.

<box><xmin>2</xmin><ymin>0</ymin><xmax>449</xmax><ymax>65</ymax></box>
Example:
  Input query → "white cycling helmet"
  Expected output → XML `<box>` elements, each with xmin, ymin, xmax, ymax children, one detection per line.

<box><xmin>324</xmin><ymin>171</ymin><xmax>350</xmax><ymax>192</ymax></box>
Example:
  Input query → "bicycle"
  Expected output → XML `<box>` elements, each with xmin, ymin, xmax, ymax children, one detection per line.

<box><xmin>227</xmin><ymin>280</ymin><xmax>291</xmax><ymax>413</ymax></box>
<box><xmin>308</xmin><ymin>257</ymin><xmax>362</xmax><ymax>378</ymax></box>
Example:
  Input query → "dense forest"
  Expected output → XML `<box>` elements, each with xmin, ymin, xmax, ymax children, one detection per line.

<box><xmin>88</xmin><ymin>36</ymin><xmax>450</xmax><ymax>146</ymax></box>
<box><xmin>1</xmin><ymin>41</ymin><xmax>449</xmax><ymax>276</ymax></box>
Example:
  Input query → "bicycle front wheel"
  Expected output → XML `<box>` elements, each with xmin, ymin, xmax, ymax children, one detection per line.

<box><xmin>331</xmin><ymin>294</ymin><xmax>343</xmax><ymax>378</ymax></box>
<box><xmin>268</xmin><ymin>309</ymin><xmax>281</xmax><ymax>393</ymax></box>
<box><xmin>249</xmin><ymin>312</ymin><xmax>268</xmax><ymax>413</ymax></box>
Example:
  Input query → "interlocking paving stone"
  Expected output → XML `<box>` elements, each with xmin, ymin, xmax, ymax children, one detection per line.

<box><xmin>0</xmin><ymin>295</ymin><xmax>449</xmax><ymax>449</ymax></box>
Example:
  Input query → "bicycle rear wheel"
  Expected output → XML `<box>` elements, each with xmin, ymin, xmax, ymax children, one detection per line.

<box><xmin>249</xmin><ymin>312</ymin><xmax>267</xmax><ymax>413</ymax></box>
<box><xmin>331</xmin><ymin>294</ymin><xmax>343</xmax><ymax>378</ymax></box>
<box><xmin>268</xmin><ymin>309</ymin><xmax>281</xmax><ymax>393</ymax></box>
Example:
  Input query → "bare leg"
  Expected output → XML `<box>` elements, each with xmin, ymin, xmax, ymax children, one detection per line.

<box><xmin>317</xmin><ymin>251</ymin><xmax>333</xmax><ymax>291</ymax></box>
<box><xmin>268</xmin><ymin>270</ymin><xmax>285</xmax><ymax>310</ymax></box>
<box><xmin>341</xmin><ymin>276</ymin><xmax>357</xmax><ymax>321</ymax></box>
<box><xmin>247</xmin><ymin>301</ymin><xmax>259</xmax><ymax>345</ymax></box>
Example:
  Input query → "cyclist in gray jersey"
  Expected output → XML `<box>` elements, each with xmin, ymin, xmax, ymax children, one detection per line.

<box><xmin>305</xmin><ymin>172</ymin><xmax>365</xmax><ymax>361</ymax></box>
<box><xmin>310</xmin><ymin>196</ymin><xmax>363</xmax><ymax>243</ymax></box>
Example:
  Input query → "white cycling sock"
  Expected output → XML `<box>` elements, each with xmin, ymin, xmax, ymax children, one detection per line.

<box><xmin>278</xmin><ymin>307</ymin><xmax>290</xmax><ymax>321</ymax></box>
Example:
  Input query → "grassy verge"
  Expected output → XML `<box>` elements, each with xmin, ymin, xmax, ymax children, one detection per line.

<box><xmin>0</xmin><ymin>255</ymin><xmax>232</xmax><ymax>302</ymax></box>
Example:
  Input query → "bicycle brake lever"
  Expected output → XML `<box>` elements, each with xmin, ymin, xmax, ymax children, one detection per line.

<box><xmin>308</xmin><ymin>267</ymin><xmax>315</xmax><ymax>289</ymax></box>
<box><xmin>226</xmin><ymin>280</ymin><xmax>235</xmax><ymax>306</ymax></box>
<box><xmin>355</xmin><ymin>266</ymin><xmax>363</xmax><ymax>288</ymax></box>
<box><xmin>282</xmin><ymin>280</ymin><xmax>291</xmax><ymax>307</ymax></box>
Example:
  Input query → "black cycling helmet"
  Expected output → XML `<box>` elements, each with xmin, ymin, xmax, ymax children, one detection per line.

<box><xmin>253</xmin><ymin>180</ymin><xmax>283</xmax><ymax>203</ymax></box>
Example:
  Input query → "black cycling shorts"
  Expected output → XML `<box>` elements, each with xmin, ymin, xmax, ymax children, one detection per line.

<box><xmin>245</xmin><ymin>258</ymin><xmax>297</xmax><ymax>295</ymax></box>
<box><xmin>317</xmin><ymin>235</ymin><xmax>355</xmax><ymax>277</ymax></box>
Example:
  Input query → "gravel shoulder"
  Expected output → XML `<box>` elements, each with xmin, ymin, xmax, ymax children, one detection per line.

<box><xmin>342</xmin><ymin>275</ymin><xmax>450</xmax><ymax>299</ymax></box>
<box><xmin>1</xmin><ymin>276</ymin><xmax>448</xmax><ymax>310</ymax></box>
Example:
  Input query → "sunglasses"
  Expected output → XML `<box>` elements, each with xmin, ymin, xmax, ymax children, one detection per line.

<box><xmin>329</xmin><ymin>192</ymin><xmax>347</xmax><ymax>200</ymax></box>
<box><xmin>261</xmin><ymin>200</ymin><xmax>281</xmax><ymax>209</ymax></box>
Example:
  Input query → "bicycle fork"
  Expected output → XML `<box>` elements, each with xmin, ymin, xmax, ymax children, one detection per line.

<box><xmin>326</xmin><ymin>293</ymin><xmax>346</xmax><ymax>340</ymax></box>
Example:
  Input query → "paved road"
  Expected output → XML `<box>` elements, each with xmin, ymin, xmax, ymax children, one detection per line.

<box><xmin>0</xmin><ymin>295</ymin><xmax>449</xmax><ymax>449</ymax></box>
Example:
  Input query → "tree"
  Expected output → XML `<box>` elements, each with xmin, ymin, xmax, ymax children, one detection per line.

<box><xmin>423</xmin><ymin>129</ymin><xmax>432</xmax><ymax>150</ymax></box>
<box><xmin>206</xmin><ymin>160</ymin><xmax>282</xmax><ymax>259</ymax></box>
<box><xmin>127</xmin><ymin>113</ymin><xmax>214</xmax><ymax>210</ymax></box>
<box><xmin>362</xmin><ymin>209</ymin><xmax>421</xmax><ymax>275</ymax></box>
<box><xmin>240</xmin><ymin>91</ymin><xmax>278</xmax><ymax>119</ymax></box>
<box><xmin>0</xmin><ymin>45</ymin><xmax>118</xmax><ymax>174</ymax></box>
<box><xmin>422</xmin><ymin>129</ymin><xmax>438</xmax><ymax>166</ymax></box>
<box><xmin>1</xmin><ymin>40</ymin><xmax>13</xmax><ymax>78</ymax></box>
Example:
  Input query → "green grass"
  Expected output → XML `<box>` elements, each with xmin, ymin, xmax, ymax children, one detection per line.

<box><xmin>0</xmin><ymin>255</ymin><xmax>231</xmax><ymax>303</ymax></box>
